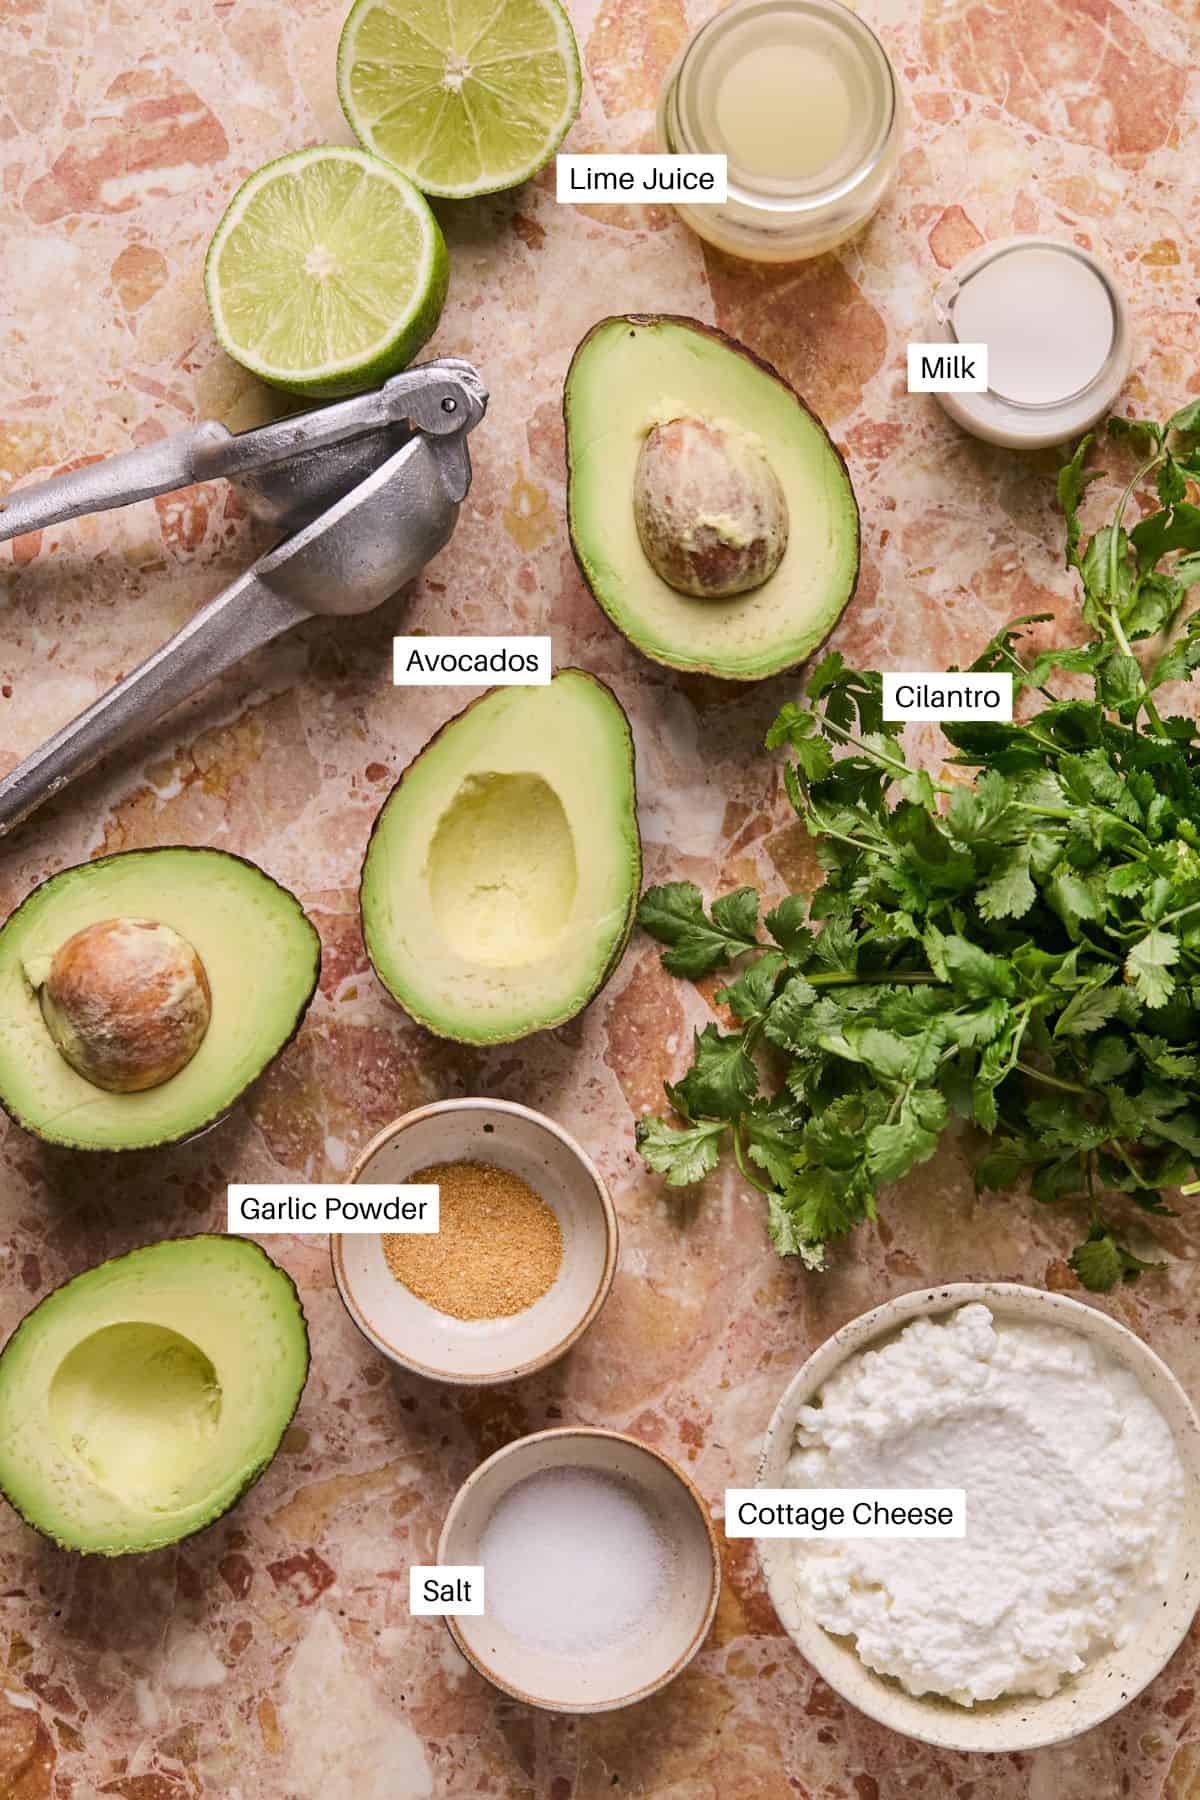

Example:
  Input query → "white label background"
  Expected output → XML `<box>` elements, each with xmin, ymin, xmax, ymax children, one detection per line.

<box><xmin>227</xmin><ymin>1184</ymin><xmax>439</xmax><ymax>1234</ymax></box>
<box><xmin>409</xmin><ymin>1566</ymin><xmax>486</xmax><ymax>1616</ymax></box>
<box><xmin>727</xmin><ymin>1489</ymin><xmax>966</xmax><ymax>1538</ymax></box>
<box><xmin>882</xmin><ymin>671</ymin><xmax>1013</xmax><ymax>722</ymax></box>
<box><xmin>907</xmin><ymin>343</ymin><xmax>989</xmax><ymax>392</ymax></box>
<box><xmin>556</xmin><ymin>153</ymin><xmax>727</xmax><ymax>204</ymax></box>
<box><xmin>393</xmin><ymin>636</ymin><xmax>551</xmax><ymax>686</ymax></box>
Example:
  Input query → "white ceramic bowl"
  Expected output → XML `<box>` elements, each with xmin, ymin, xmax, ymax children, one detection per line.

<box><xmin>331</xmin><ymin>1099</ymin><xmax>617</xmax><ymax>1384</ymax></box>
<box><xmin>439</xmin><ymin>1426</ymin><xmax>721</xmax><ymax>1711</ymax></box>
<box><xmin>756</xmin><ymin>1282</ymin><xmax>1200</xmax><ymax>1752</ymax></box>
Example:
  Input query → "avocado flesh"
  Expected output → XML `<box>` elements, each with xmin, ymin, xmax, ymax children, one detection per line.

<box><xmin>0</xmin><ymin>1236</ymin><xmax>308</xmax><ymax>1554</ymax></box>
<box><xmin>0</xmin><ymin>847</ymin><xmax>320</xmax><ymax>1151</ymax></box>
<box><xmin>361</xmin><ymin>669</ymin><xmax>640</xmax><ymax>1044</ymax></box>
<box><xmin>566</xmin><ymin>315</ymin><xmax>860</xmax><ymax>679</ymax></box>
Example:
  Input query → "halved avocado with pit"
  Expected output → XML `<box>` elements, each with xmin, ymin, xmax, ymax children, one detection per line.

<box><xmin>0</xmin><ymin>846</ymin><xmax>320</xmax><ymax>1151</ymax></box>
<box><xmin>565</xmin><ymin>314</ymin><xmax>860</xmax><ymax>680</ymax></box>
<box><xmin>360</xmin><ymin>669</ymin><xmax>640</xmax><ymax>1044</ymax></box>
<box><xmin>0</xmin><ymin>1235</ymin><xmax>309</xmax><ymax>1554</ymax></box>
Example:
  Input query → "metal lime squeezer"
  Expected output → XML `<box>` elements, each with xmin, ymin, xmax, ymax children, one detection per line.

<box><xmin>0</xmin><ymin>357</ymin><xmax>488</xmax><ymax>836</ymax></box>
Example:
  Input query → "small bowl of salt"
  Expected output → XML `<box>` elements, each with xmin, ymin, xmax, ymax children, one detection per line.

<box><xmin>439</xmin><ymin>1426</ymin><xmax>721</xmax><ymax>1711</ymax></box>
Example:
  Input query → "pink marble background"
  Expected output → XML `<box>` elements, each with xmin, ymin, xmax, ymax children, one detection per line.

<box><xmin>0</xmin><ymin>0</ymin><xmax>1198</xmax><ymax>1793</ymax></box>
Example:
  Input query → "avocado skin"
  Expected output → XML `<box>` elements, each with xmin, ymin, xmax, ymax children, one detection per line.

<box><xmin>359</xmin><ymin>668</ymin><xmax>641</xmax><ymax>1044</ymax></box>
<box><xmin>564</xmin><ymin>313</ymin><xmax>862</xmax><ymax>681</ymax></box>
<box><xmin>0</xmin><ymin>846</ymin><xmax>321</xmax><ymax>1152</ymax></box>
<box><xmin>0</xmin><ymin>1234</ymin><xmax>310</xmax><ymax>1556</ymax></box>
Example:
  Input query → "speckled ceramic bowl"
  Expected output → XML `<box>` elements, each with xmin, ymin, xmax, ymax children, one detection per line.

<box><xmin>439</xmin><ymin>1427</ymin><xmax>721</xmax><ymax>1712</ymax></box>
<box><xmin>331</xmin><ymin>1099</ymin><xmax>617</xmax><ymax>1385</ymax></box>
<box><xmin>756</xmin><ymin>1282</ymin><xmax>1200</xmax><ymax>1752</ymax></box>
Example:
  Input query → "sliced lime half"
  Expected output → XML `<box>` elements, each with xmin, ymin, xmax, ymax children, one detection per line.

<box><xmin>204</xmin><ymin>145</ymin><xmax>449</xmax><ymax>398</ymax></box>
<box><xmin>338</xmin><ymin>0</ymin><xmax>581</xmax><ymax>200</ymax></box>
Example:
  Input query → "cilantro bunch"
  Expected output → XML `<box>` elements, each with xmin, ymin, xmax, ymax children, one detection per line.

<box><xmin>636</xmin><ymin>405</ymin><xmax>1200</xmax><ymax>1290</ymax></box>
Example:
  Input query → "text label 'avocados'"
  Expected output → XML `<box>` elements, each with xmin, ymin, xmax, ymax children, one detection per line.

<box><xmin>392</xmin><ymin>636</ymin><xmax>552</xmax><ymax>686</ymax></box>
<box><xmin>227</xmin><ymin>1185</ymin><xmax>439</xmax><ymax>1233</ymax></box>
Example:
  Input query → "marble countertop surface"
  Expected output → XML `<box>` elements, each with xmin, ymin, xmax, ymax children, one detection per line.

<box><xmin>1</xmin><ymin>0</ymin><xmax>1199</xmax><ymax>1794</ymax></box>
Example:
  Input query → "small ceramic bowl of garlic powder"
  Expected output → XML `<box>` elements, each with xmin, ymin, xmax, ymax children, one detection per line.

<box><xmin>755</xmin><ymin>1283</ymin><xmax>1200</xmax><ymax>1751</ymax></box>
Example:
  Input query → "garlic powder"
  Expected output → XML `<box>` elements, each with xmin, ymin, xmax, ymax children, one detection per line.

<box><xmin>786</xmin><ymin>1303</ymin><xmax>1184</xmax><ymax>1705</ymax></box>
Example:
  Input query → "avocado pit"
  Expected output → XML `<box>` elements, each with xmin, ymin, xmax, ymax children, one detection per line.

<box><xmin>633</xmin><ymin>415</ymin><xmax>789</xmax><ymax>599</ymax></box>
<box><xmin>39</xmin><ymin>917</ymin><xmax>212</xmax><ymax>1093</ymax></box>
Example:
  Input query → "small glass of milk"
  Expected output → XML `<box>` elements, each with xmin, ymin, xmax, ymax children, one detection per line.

<box><xmin>656</xmin><ymin>0</ymin><xmax>902</xmax><ymax>262</ymax></box>
<box><xmin>928</xmin><ymin>238</ymin><xmax>1133</xmax><ymax>448</ymax></box>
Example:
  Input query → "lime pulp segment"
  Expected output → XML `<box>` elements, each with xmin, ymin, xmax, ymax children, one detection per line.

<box><xmin>339</xmin><ymin>0</ymin><xmax>581</xmax><ymax>199</ymax></box>
<box><xmin>204</xmin><ymin>146</ymin><xmax>448</xmax><ymax>397</ymax></box>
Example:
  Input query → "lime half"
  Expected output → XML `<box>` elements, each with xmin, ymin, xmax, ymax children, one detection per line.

<box><xmin>204</xmin><ymin>145</ymin><xmax>449</xmax><ymax>398</ymax></box>
<box><xmin>338</xmin><ymin>0</ymin><xmax>581</xmax><ymax>199</ymax></box>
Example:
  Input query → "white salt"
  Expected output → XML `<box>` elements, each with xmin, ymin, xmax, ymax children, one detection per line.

<box><xmin>479</xmin><ymin>1467</ymin><xmax>671</xmax><ymax>1655</ymax></box>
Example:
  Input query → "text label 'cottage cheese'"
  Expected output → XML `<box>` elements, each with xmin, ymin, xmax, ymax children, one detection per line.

<box><xmin>784</xmin><ymin>1303</ymin><xmax>1184</xmax><ymax>1706</ymax></box>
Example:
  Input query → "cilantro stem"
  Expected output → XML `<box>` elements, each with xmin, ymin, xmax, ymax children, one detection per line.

<box><xmin>806</xmin><ymin>970</ymin><xmax>942</xmax><ymax>988</ymax></box>
<box><xmin>985</xmin><ymin>638</ymin><xmax>1055</xmax><ymax>699</ymax></box>
<box><xmin>1013</xmin><ymin>801</ymin><xmax>1148</xmax><ymax>851</ymax></box>
<box><xmin>1014</xmin><ymin>1060</ymin><xmax>1091</xmax><ymax>1096</ymax></box>
<box><xmin>731</xmin><ymin>1122</ymin><xmax>775</xmax><ymax>1195</ymax></box>
<box><xmin>1105</xmin><ymin>446</ymin><xmax>1170</xmax><ymax>735</ymax></box>
<box><xmin>803</xmin><ymin>802</ymin><xmax>891</xmax><ymax>856</ymax></box>
<box><xmin>810</xmin><ymin>712</ymin><xmax>951</xmax><ymax>796</ymax></box>
<box><xmin>1154</xmin><ymin>896</ymin><xmax>1200</xmax><ymax>931</ymax></box>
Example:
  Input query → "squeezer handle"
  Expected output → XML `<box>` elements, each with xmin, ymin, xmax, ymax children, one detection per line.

<box><xmin>0</xmin><ymin>426</ymin><xmax>227</xmax><ymax>547</ymax></box>
<box><xmin>0</xmin><ymin>569</ymin><xmax>304</xmax><ymax>838</ymax></box>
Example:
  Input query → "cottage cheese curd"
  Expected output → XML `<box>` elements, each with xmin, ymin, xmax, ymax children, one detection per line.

<box><xmin>786</xmin><ymin>1303</ymin><xmax>1184</xmax><ymax>1705</ymax></box>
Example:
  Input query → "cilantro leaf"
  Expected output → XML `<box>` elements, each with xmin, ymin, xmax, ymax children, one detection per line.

<box><xmin>764</xmin><ymin>895</ymin><xmax>815</xmax><ymax>963</ymax></box>
<box><xmin>1125</xmin><ymin>929</ymin><xmax>1179</xmax><ymax>1008</ymax></box>
<box><xmin>945</xmin><ymin>770</ymin><xmax>1016</xmax><ymax>844</ymax></box>
<box><xmin>1059</xmin><ymin>434</ymin><xmax>1102</xmax><ymax>568</ymax></box>
<box><xmin>977</xmin><ymin>845</ymin><xmax>1036</xmax><ymax>922</ymax></box>
<box><xmin>712</xmin><ymin>887</ymin><xmax>760</xmax><ymax>943</ymax></box>
<box><xmin>763</xmin><ymin>973</ymin><xmax>820</xmax><ymax>1050</ymax></box>
<box><xmin>1167</xmin><ymin>399</ymin><xmax>1200</xmax><ymax>435</ymax></box>
<box><xmin>766</xmin><ymin>1191</ymin><xmax>805</xmax><ymax>1257</ymax></box>
<box><xmin>635</xmin><ymin>1116</ymin><xmax>726</xmax><ymax>1185</ymax></box>
<box><xmin>1054</xmin><ymin>980</ymin><xmax>1123</xmax><ymax>1038</ymax></box>
<box><xmin>866</xmin><ymin>1089</ymin><xmax>947</xmax><ymax>1185</ymax></box>
<box><xmin>974</xmin><ymin>1139</ymin><xmax>1030</xmax><ymax>1192</ymax></box>
<box><xmin>1070</xmin><ymin>1226</ymin><xmax>1161</xmax><ymax>1292</ymax></box>
<box><xmin>742</xmin><ymin>1099</ymin><xmax>805</xmax><ymax>1187</ymax></box>
<box><xmin>715</xmin><ymin>949</ymin><xmax>785</xmax><ymax>1021</ymax></box>
<box><xmin>667</xmin><ymin>1024</ymin><xmax>758</xmax><ymax>1121</ymax></box>
<box><xmin>637</xmin><ymin>882</ymin><xmax>760</xmax><ymax>977</ymax></box>
<box><xmin>779</xmin><ymin>1169</ymin><xmax>866</xmax><ymax>1251</ymax></box>
<box><xmin>930</xmin><ymin>932</ymin><xmax>1015</xmax><ymax>1000</ymax></box>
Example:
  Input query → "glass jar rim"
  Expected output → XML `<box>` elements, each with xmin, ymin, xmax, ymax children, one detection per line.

<box><xmin>668</xmin><ymin>0</ymin><xmax>899</xmax><ymax>214</ymax></box>
<box><xmin>937</xmin><ymin>240</ymin><xmax>1121</xmax><ymax>411</ymax></box>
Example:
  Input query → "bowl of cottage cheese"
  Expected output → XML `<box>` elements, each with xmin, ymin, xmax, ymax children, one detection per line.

<box><xmin>756</xmin><ymin>1283</ymin><xmax>1200</xmax><ymax>1751</ymax></box>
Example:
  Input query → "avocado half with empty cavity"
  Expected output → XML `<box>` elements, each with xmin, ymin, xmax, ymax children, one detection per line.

<box><xmin>0</xmin><ymin>1235</ymin><xmax>309</xmax><ymax>1553</ymax></box>
<box><xmin>360</xmin><ymin>670</ymin><xmax>640</xmax><ymax>1044</ymax></box>
<box><xmin>0</xmin><ymin>847</ymin><xmax>321</xmax><ymax>1151</ymax></box>
<box><xmin>565</xmin><ymin>315</ymin><xmax>860</xmax><ymax>680</ymax></box>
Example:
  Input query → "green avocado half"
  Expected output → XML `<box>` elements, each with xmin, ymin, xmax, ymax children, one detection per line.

<box><xmin>0</xmin><ymin>847</ymin><xmax>320</xmax><ymax>1151</ymax></box>
<box><xmin>565</xmin><ymin>314</ymin><xmax>861</xmax><ymax>680</ymax></box>
<box><xmin>0</xmin><ymin>1235</ymin><xmax>309</xmax><ymax>1554</ymax></box>
<box><xmin>361</xmin><ymin>669</ymin><xmax>641</xmax><ymax>1044</ymax></box>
